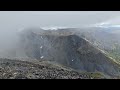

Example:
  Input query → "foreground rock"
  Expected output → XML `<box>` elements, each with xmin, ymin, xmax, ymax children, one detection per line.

<box><xmin>0</xmin><ymin>58</ymin><xmax>106</xmax><ymax>79</ymax></box>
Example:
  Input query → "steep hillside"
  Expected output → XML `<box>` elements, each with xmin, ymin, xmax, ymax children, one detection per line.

<box><xmin>14</xmin><ymin>28</ymin><xmax>120</xmax><ymax>77</ymax></box>
<box><xmin>73</xmin><ymin>27</ymin><xmax>120</xmax><ymax>63</ymax></box>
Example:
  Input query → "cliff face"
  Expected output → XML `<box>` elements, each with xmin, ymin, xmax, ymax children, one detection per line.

<box><xmin>17</xmin><ymin>28</ymin><xmax>120</xmax><ymax>77</ymax></box>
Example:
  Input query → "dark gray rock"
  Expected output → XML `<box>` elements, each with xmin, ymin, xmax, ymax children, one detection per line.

<box><xmin>15</xmin><ymin>29</ymin><xmax>120</xmax><ymax>77</ymax></box>
<box><xmin>0</xmin><ymin>58</ymin><xmax>106</xmax><ymax>79</ymax></box>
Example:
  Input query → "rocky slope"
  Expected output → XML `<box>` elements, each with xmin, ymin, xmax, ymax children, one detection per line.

<box><xmin>10</xmin><ymin>28</ymin><xmax>120</xmax><ymax>78</ymax></box>
<box><xmin>0</xmin><ymin>58</ymin><xmax>106</xmax><ymax>79</ymax></box>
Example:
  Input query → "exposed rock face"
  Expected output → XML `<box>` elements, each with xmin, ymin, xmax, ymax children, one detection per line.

<box><xmin>16</xmin><ymin>28</ymin><xmax>120</xmax><ymax>77</ymax></box>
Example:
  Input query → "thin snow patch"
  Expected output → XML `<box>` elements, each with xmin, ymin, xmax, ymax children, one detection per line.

<box><xmin>41</xmin><ymin>26</ymin><xmax>68</xmax><ymax>30</ymax></box>
<box><xmin>40</xmin><ymin>56</ymin><xmax>44</xmax><ymax>59</ymax></box>
<box><xmin>41</xmin><ymin>36</ymin><xmax>43</xmax><ymax>39</ymax></box>
<box><xmin>40</xmin><ymin>46</ymin><xmax>43</xmax><ymax>49</ymax></box>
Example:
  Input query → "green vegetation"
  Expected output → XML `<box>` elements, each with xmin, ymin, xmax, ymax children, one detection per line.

<box><xmin>81</xmin><ymin>72</ymin><xmax>107</xmax><ymax>79</ymax></box>
<box><xmin>107</xmin><ymin>45</ymin><xmax>120</xmax><ymax>63</ymax></box>
<box><xmin>90</xmin><ymin>72</ymin><xmax>106</xmax><ymax>79</ymax></box>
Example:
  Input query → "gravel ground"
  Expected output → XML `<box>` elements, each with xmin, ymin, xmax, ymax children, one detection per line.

<box><xmin>0</xmin><ymin>58</ymin><xmax>106</xmax><ymax>79</ymax></box>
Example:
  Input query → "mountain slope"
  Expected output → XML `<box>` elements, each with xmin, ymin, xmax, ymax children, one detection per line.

<box><xmin>13</xmin><ymin>28</ymin><xmax>120</xmax><ymax>77</ymax></box>
<box><xmin>74</xmin><ymin>27</ymin><xmax>120</xmax><ymax>63</ymax></box>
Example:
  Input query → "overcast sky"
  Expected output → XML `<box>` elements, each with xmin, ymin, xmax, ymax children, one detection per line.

<box><xmin>0</xmin><ymin>11</ymin><xmax>120</xmax><ymax>29</ymax></box>
<box><xmin>0</xmin><ymin>11</ymin><xmax>120</xmax><ymax>42</ymax></box>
